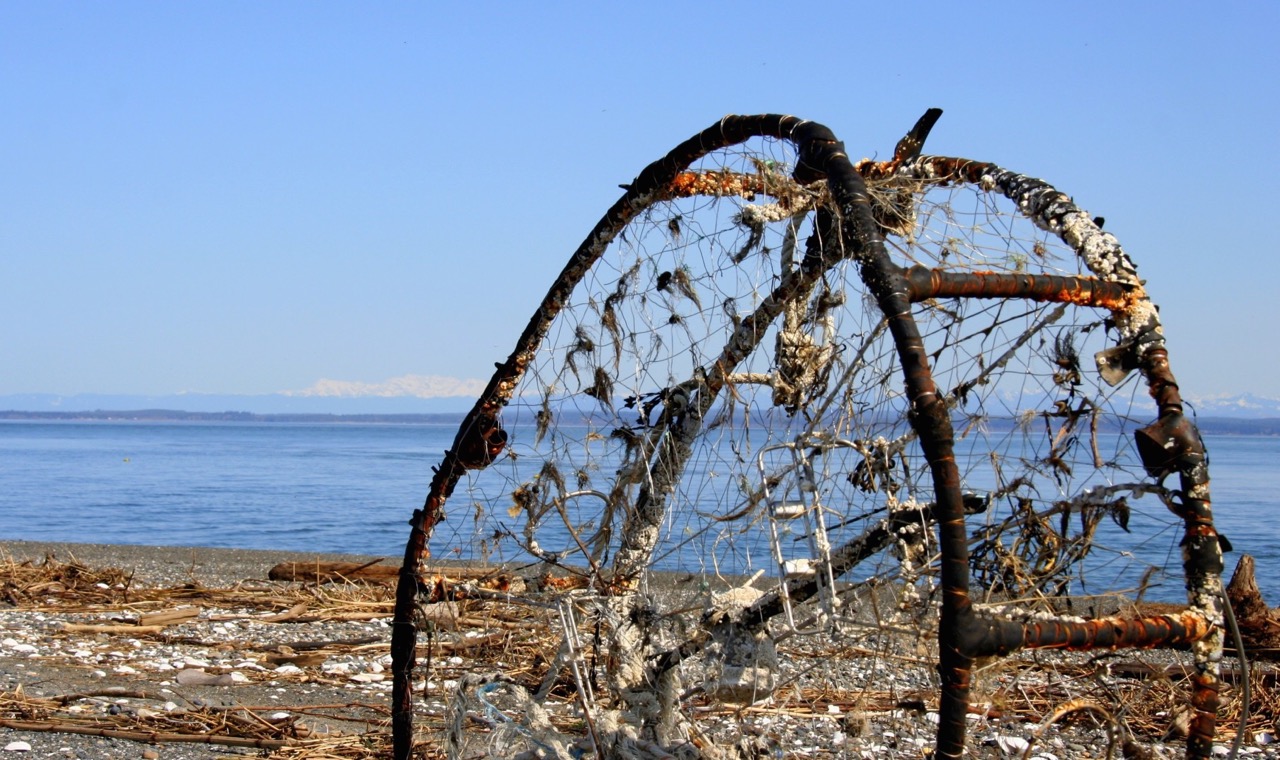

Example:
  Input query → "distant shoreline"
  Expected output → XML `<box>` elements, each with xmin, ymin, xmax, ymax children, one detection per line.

<box><xmin>0</xmin><ymin>409</ymin><xmax>467</xmax><ymax>424</ymax></box>
<box><xmin>4</xmin><ymin>408</ymin><xmax>1280</xmax><ymax>436</ymax></box>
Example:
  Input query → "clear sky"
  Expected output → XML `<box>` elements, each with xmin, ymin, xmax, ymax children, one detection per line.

<box><xmin>2</xmin><ymin>2</ymin><xmax>1276</xmax><ymax>399</ymax></box>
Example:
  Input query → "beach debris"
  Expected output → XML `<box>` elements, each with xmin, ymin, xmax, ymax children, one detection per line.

<box><xmin>2</xmin><ymin>547</ymin><xmax>1276</xmax><ymax>758</ymax></box>
<box><xmin>697</xmin><ymin>572</ymin><xmax>780</xmax><ymax>704</ymax></box>
<box><xmin>137</xmin><ymin>606</ymin><xmax>200</xmax><ymax>627</ymax></box>
<box><xmin>1227</xmin><ymin>554</ymin><xmax>1280</xmax><ymax>657</ymax></box>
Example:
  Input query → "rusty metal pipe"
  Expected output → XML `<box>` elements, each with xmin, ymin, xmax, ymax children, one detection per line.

<box><xmin>904</xmin><ymin>264</ymin><xmax>1133</xmax><ymax>309</ymax></box>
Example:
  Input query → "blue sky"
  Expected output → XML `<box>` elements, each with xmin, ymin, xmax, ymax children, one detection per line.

<box><xmin>2</xmin><ymin>2</ymin><xmax>1276</xmax><ymax>399</ymax></box>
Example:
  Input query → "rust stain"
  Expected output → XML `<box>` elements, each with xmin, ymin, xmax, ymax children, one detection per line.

<box><xmin>1022</xmin><ymin>611</ymin><xmax>1213</xmax><ymax>652</ymax></box>
<box><xmin>665</xmin><ymin>170</ymin><xmax>767</xmax><ymax>200</ymax></box>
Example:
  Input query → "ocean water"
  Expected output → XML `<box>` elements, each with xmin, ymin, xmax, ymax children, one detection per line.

<box><xmin>1</xmin><ymin>420</ymin><xmax>1276</xmax><ymax>602</ymax></box>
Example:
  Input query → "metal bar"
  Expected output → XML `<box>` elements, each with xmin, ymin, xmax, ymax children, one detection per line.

<box><xmin>904</xmin><ymin>264</ymin><xmax>1133</xmax><ymax>309</ymax></box>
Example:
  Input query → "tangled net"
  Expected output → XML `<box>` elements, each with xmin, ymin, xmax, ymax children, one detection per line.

<box><xmin>392</xmin><ymin>112</ymin><xmax>1226</xmax><ymax>759</ymax></box>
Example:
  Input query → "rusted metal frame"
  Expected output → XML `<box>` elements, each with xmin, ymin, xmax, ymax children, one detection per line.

<box><xmin>902</xmin><ymin>264</ymin><xmax>1132</xmax><ymax>309</ymax></box>
<box><xmin>811</xmin><ymin>138</ymin><xmax>980</xmax><ymax>760</ymax></box>
<box><xmin>889</xmin><ymin>156</ymin><xmax>1149</xmax><ymax>342</ymax></box>
<box><xmin>955</xmin><ymin>601</ymin><xmax>1213</xmax><ymax>654</ymax></box>
<box><xmin>664</xmin><ymin>168</ymin><xmax>772</xmax><ymax>199</ymax></box>
<box><xmin>389</xmin><ymin>114</ymin><xmax>813</xmax><ymax>759</ymax></box>
<box><xmin>894</xmin><ymin>155</ymin><xmax>1223</xmax><ymax>757</ymax></box>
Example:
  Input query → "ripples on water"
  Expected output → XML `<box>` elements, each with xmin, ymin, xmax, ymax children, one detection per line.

<box><xmin>1</xmin><ymin>421</ymin><xmax>1276</xmax><ymax>602</ymax></box>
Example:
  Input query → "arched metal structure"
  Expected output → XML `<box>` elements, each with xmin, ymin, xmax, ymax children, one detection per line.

<box><xmin>391</xmin><ymin>112</ymin><xmax>1225</xmax><ymax>759</ymax></box>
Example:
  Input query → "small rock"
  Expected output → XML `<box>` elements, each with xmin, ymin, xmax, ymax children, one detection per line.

<box><xmin>3</xmin><ymin>741</ymin><xmax>32</xmax><ymax>752</ymax></box>
<box><xmin>142</xmin><ymin>750</ymin><xmax>159</xmax><ymax>760</ymax></box>
<box><xmin>175</xmin><ymin>669</ymin><xmax>234</xmax><ymax>686</ymax></box>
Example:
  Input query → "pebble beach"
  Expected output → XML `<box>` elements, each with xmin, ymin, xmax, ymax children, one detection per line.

<box><xmin>1</xmin><ymin>540</ymin><xmax>1275</xmax><ymax>759</ymax></box>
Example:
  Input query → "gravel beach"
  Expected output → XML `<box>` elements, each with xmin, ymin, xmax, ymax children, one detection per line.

<box><xmin>2</xmin><ymin>540</ymin><xmax>1275</xmax><ymax>760</ymax></box>
<box><xmin>2</xmin><ymin>541</ymin><xmax>402</xmax><ymax>760</ymax></box>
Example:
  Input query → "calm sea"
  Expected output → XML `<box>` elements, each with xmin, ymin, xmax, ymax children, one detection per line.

<box><xmin>1</xmin><ymin>420</ymin><xmax>1276</xmax><ymax>602</ymax></box>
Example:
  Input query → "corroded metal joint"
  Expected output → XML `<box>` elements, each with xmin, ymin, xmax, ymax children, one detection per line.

<box><xmin>453</xmin><ymin>413</ymin><xmax>508</xmax><ymax>471</ymax></box>
<box><xmin>1134</xmin><ymin>411</ymin><xmax>1204</xmax><ymax>480</ymax></box>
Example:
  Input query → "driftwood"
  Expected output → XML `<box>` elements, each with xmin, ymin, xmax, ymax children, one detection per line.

<box><xmin>137</xmin><ymin>606</ymin><xmax>201</xmax><ymax>627</ymax></box>
<box><xmin>1226</xmin><ymin>554</ymin><xmax>1280</xmax><ymax>657</ymax></box>
<box><xmin>60</xmin><ymin>623</ymin><xmax>167</xmax><ymax>635</ymax></box>
<box><xmin>268</xmin><ymin>559</ymin><xmax>399</xmax><ymax>583</ymax></box>
<box><xmin>266</xmin><ymin>560</ymin><xmax>517</xmax><ymax>595</ymax></box>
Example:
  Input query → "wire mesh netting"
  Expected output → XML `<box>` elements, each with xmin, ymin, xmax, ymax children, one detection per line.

<box><xmin>429</xmin><ymin>136</ymin><xmax>1183</xmax><ymax>608</ymax></box>
<box><xmin>394</xmin><ymin>114</ymin><xmax>1226</xmax><ymax>760</ymax></box>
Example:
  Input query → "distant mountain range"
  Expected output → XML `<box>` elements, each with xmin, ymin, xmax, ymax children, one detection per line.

<box><xmin>1182</xmin><ymin>392</ymin><xmax>1280</xmax><ymax>418</ymax></box>
<box><xmin>0</xmin><ymin>392</ymin><xmax>475</xmax><ymax>416</ymax></box>
<box><xmin>2</xmin><ymin>391</ymin><xmax>1278</xmax><ymax>428</ymax></box>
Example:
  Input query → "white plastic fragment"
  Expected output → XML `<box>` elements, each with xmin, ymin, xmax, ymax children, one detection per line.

<box><xmin>995</xmin><ymin>735</ymin><xmax>1031</xmax><ymax>755</ymax></box>
<box><xmin>3</xmin><ymin>742</ymin><xmax>31</xmax><ymax>752</ymax></box>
